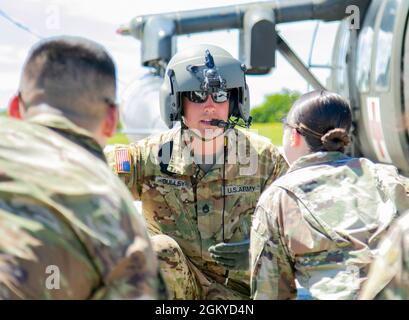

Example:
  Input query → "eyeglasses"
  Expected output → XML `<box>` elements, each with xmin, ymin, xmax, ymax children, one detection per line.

<box><xmin>281</xmin><ymin>117</ymin><xmax>303</xmax><ymax>133</ymax></box>
<box><xmin>182</xmin><ymin>90</ymin><xmax>230</xmax><ymax>104</ymax></box>
<box><xmin>281</xmin><ymin>117</ymin><xmax>296</xmax><ymax>129</ymax></box>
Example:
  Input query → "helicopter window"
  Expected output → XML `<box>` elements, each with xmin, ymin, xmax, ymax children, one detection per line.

<box><xmin>356</xmin><ymin>1</ymin><xmax>381</xmax><ymax>93</ymax></box>
<box><xmin>375</xmin><ymin>0</ymin><xmax>400</xmax><ymax>91</ymax></box>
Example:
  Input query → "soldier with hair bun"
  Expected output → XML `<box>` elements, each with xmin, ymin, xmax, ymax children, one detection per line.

<box><xmin>250</xmin><ymin>90</ymin><xmax>409</xmax><ymax>300</ymax></box>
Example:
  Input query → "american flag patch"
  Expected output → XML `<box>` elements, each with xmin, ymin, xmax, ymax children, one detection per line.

<box><xmin>115</xmin><ymin>148</ymin><xmax>131</xmax><ymax>173</ymax></box>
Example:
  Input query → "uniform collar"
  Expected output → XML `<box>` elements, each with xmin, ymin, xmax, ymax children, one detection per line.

<box><xmin>165</xmin><ymin>127</ymin><xmax>195</xmax><ymax>176</ymax></box>
<box><xmin>288</xmin><ymin>151</ymin><xmax>351</xmax><ymax>173</ymax></box>
<box><xmin>166</xmin><ymin>127</ymin><xmax>251</xmax><ymax>180</ymax></box>
<box><xmin>27</xmin><ymin>113</ymin><xmax>105</xmax><ymax>161</ymax></box>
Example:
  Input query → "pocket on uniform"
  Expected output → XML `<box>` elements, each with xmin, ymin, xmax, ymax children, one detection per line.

<box><xmin>163</xmin><ymin>190</ymin><xmax>197</xmax><ymax>241</ymax></box>
<box><xmin>250</xmin><ymin>224</ymin><xmax>268</xmax><ymax>271</ymax></box>
<box><xmin>293</xmin><ymin>249</ymin><xmax>361</xmax><ymax>300</ymax></box>
<box><xmin>225</xmin><ymin>189</ymin><xmax>259</xmax><ymax>241</ymax></box>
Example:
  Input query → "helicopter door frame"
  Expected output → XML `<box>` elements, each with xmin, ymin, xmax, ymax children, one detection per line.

<box><xmin>356</xmin><ymin>0</ymin><xmax>409</xmax><ymax>173</ymax></box>
<box><xmin>372</xmin><ymin>0</ymin><xmax>409</xmax><ymax>171</ymax></box>
<box><xmin>353</xmin><ymin>0</ymin><xmax>382</xmax><ymax>161</ymax></box>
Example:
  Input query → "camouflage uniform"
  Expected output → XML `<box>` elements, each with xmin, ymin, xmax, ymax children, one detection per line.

<box><xmin>360</xmin><ymin>212</ymin><xmax>409</xmax><ymax>300</ymax></box>
<box><xmin>0</xmin><ymin>114</ymin><xmax>166</xmax><ymax>299</ymax></box>
<box><xmin>250</xmin><ymin>151</ymin><xmax>409</xmax><ymax>300</ymax></box>
<box><xmin>106</xmin><ymin>126</ymin><xmax>288</xmax><ymax>299</ymax></box>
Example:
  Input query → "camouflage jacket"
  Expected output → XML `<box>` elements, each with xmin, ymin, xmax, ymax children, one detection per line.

<box><xmin>360</xmin><ymin>211</ymin><xmax>409</xmax><ymax>300</ymax></box>
<box><xmin>0</xmin><ymin>114</ymin><xmax>165</xmax><ymax>299</ymax></box>
<box><xmin>250</xmin><ymin>152</ymin><xmax>409</xmax><ymax>300</ymax></box>
<box><xmin>106</xmin><ymin>126</ymin><xmax>288</xmax><ymax>288</ymax></box>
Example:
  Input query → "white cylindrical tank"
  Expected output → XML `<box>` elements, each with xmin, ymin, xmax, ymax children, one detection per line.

<box><xmin>120</xmin><ymin>73</ymin><xmax>169</xmax><ymax>142</ymax></box>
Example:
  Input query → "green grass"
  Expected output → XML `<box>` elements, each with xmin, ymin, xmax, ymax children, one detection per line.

<box><xmin>247</xmin><ymin>122</ymin><xmax>283</xmax><ymax>145</ymax></box>
<box><xmin>108</xmin><ymin>122</ymin><xmax>283</xmax><ymax>146</ymax></box>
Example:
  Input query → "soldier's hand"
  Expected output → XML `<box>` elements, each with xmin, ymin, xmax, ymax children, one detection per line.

<box><xmin>208</xmin><ymin>239</ymin><xmax>250</xmax><ymax>271</ymax></box>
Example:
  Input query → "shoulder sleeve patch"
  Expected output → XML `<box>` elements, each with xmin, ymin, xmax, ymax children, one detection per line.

<box><xmin>115</xmin><ymin>148</ymin><xmax>131</xmax><ymax>173</ymax></box>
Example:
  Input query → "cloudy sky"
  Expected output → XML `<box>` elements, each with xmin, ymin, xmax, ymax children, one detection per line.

<box><xmin>0</xmin><ymin>0</ymin><xmax>339</xmax><ymax>111</ymax></box>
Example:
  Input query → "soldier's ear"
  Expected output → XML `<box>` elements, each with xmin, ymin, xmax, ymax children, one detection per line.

<box><xmin>102</xmin><ymin>104</ymin><xmax>119</xmax><ymax>138</ymax></box>
<box><xmin>8</xmin><ymin>94</ymin><xmax>22</xmax><ymax>119</ymax></box>
<box><xmin>290</xmin><ymin>128</ymin><xmax>302</xmax><ymax>147</ymax></box>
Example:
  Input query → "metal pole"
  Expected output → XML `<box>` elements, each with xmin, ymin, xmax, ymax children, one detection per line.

<box><xmin>277</xmin><ymin>34</ymin><xmax>326</xmax><ymax>90</ymax></box>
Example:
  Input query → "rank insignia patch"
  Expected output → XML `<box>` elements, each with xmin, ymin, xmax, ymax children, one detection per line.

<box><xmin>115</xmin><ymin>148</ymin><xmax>131</xmax><ymax>173</ymax></box>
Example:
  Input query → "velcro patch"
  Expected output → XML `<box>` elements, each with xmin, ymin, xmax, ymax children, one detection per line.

<box><xmin>115</xmin><ymin>148</ymin><xmax>131</xmax><ymax>173</ymax></box>
<box><xmin>223</xmin><ymin>185</ymin><xmax>260</xmax><ymax>195</ymax></box>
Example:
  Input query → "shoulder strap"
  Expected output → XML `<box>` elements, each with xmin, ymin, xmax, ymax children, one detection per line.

<box><xmin>158</xmin><ymin>141</ymin><xmax>175</xmax><ymax>176</ymax></box>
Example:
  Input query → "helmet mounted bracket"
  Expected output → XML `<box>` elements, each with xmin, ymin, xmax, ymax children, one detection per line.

<box><xmin>186</xmin><ymin>49</ymin><xmax>227</xmax><ymax>92</ymax></box>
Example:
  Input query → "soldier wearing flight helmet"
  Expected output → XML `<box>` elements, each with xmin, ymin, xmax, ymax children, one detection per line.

<box><xmin>106</xmin><ymin>44</ymin><xmax>288</xmax><ymax>299</ymax></box>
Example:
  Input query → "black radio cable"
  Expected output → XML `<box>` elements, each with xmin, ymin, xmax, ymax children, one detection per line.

<box><xmin>222</xmin><ymin>130</ymin><xmax>229</xmax><ymax>283</ymax></box>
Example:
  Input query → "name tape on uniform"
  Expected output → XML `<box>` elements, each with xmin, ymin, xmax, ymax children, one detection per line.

<box><xmin>155</xmin><ymin>176</ymin><xmax>187</xmax><ymax>188</ymax></box>
<box><xmin>223</xmin><ymin>185</ymin><xmax>260</xmax><ymax>195</ymax></box>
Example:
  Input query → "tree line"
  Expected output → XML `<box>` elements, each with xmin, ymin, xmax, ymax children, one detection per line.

<box><xmin>250</xmin><ymin>88</ymin><xmax>301</xmax><ymax>123</ymax></box>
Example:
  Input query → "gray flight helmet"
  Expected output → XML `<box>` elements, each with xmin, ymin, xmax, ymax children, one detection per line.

<box><xmin>159</xmin><ymin>44</ymin><xmax>250</xmax><ymax>128</ymax></box>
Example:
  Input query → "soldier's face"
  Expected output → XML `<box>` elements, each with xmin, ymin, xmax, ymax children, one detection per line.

<box><xmin>283</xmin><ymin>125</ymin><xmax>311</xmax><ymax>164</ymax></box>
<box><xmin>182</xmin><ymin>95</ymin><xmax>229</xmax><ymax>135</ymax></box>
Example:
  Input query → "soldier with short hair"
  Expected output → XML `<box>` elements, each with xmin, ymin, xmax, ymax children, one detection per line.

<box><xmin>1</xmin><ymin>36</ymin><xmax>166</xmax><ymax>299</ymax></box>
<box><xmin>250</xmin><ymin>90</ymin><xmax>409</xmax><ymax>300</ymax></box>
<box><xmin>106</xmin><ymin>45</ymin><xmax>288</xmax><ymax>299</ymax></box>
